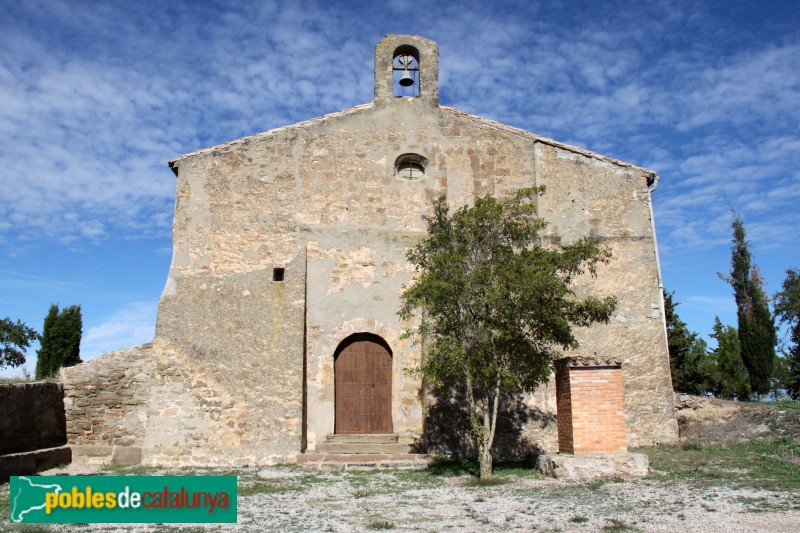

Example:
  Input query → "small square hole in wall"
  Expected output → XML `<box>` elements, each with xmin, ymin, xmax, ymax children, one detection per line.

<box><xmin>273</xmin><ymin>268</ymin><xmax>285</xmax><ymax>282</ymax></box>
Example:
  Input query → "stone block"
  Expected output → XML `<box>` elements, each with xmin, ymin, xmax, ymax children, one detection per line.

<box><xmin>72</xmin><ymin>445</ymin><xmax>114</xmax><ymax>458</ymax></box>
<box><xmin>0</xmin><ymin>446</ymin><xmax>72</xmax><ymax>482</ymax></box>
<box><xmin>536</xmin><ymin>452</ymin><xmax>649</xmax><ymax>480</ymax></box>
<box><xmin>112</xmin><ymin>446</ymin><xmax>143</xmax><ymax>466</ymax></box>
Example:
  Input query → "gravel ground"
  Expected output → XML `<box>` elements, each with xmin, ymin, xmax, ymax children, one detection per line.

<box><xmin>6</xmin><ymin>463</ymin><xmax>799</xmax><ymax>533</ymax></box>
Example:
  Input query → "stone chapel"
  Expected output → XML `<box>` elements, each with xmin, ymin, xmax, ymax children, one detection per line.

<box><xmin>62</xmin><ymin>35</ymin><xmax>678</xmax><ymax>467</ymax></box>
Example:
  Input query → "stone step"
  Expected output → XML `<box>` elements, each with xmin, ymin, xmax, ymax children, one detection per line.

<box><xmin>314</xmin><ymin>443</ymin><xmax>412</xmax><ymax>454</ymax></box>
<box><xmin>0</xmin><ymin>445</ymin><xmax>72</xmax><ymax>482</ymax></box>
<box><xmin>297</xmin><ymin>453</ymin><xmax>432</xmax><ymax>471</ymax></box>
<box><xmin>325</xmin><ymin>433</ymin><xmax>399</xmax><ymax>444</ymax></box>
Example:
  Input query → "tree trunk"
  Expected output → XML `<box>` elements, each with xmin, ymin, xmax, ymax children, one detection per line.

<box><xmin>479</xmin><ymin>445</ymin><xmax>493</xmax><ymax>480</ymax></box>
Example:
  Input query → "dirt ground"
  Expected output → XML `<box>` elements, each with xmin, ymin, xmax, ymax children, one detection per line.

<box><xmin>5</xmin><ymin>461</ymin><xmax>797</xmax><ymax>533</ymax></box>
<box><xmin>675</xmin><ymin>394</ymin><xmax>800</xmax><ymax>446</ymax></box>
<box><xmin>3</xmin><ymin>395</ymin><xmax>799</xmax><ymax>532</ymax></box>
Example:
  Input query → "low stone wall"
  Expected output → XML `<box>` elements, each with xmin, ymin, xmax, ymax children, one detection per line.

<box><xmin>61</xmin><ymin>344</ymin><xmax>154</xmax><ymax>466</ymax></box>
<box><xmin>0</xmin><ymin>382</ymin><xmax>70</xmax><ymax>481</ymax></box>
<box><xmin>61</xmin><ymin>340</ymin><xmax>283</xmax><ymax>467</ymax></box>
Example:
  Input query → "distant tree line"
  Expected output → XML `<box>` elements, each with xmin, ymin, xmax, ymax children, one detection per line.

<box><xmin>667</xmin><ymin>212</ymin><xmax>800</xmax><ymax>401</ymax></box>
<box><xmin>0</xmin><ymin>304</ymin><xmax>82</xmax><ymax>379</ymax></box>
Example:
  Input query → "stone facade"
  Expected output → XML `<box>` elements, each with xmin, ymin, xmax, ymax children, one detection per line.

<box><xmin>62</xmin><ymin>34</ymin><xmax>678</xmax><ymax>466</ymax></box>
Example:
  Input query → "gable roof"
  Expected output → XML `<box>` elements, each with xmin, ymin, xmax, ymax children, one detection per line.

<box><xmin>168</xmin><ymin>103</ymin><xmax>656</xmax><ymax>178</ymax></box>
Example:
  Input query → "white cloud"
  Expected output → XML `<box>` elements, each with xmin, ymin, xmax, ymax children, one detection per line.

<box><xmin>1</xmin><ymin>0</ymin><xmax>798</xmax><ymax>345</ymax></box>
<box><xmin>2</xmin><ymin>1</ymin><xmax>797</xmax><ymax>253</ymax></box>
<box><xmin>80</xmin><ymin>300</ymin><xmax>157</xmax><ymax>360</ymax></box>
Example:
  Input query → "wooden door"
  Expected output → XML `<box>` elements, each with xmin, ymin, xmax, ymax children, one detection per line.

<box><xmin>334</xmin><ymin>335</ymin><xmax>393</xmax><ymax>434</ymax></box>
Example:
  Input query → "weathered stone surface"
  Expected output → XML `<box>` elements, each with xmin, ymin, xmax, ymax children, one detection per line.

<box><xmin>71</xmin><ymin>445</ymin><xmax>113</xmax><ymax>458</ymax></box>
<box><xmin>61</xmin><ymin>34</ymin><xmax>678</xmax><ymax>467</ymax></box>
<box><xmin>536</xmin><ymin>453</ymin><xmax>650</xmax><ymax>480</ymax></box>
<box><xmin>112</xmin><ymin>446</ymin><xmax>143</xmax><ymax>466</ymax></box>
<box><xmin>297</xmin><ymin>453</ymin><xmax>432</xmax><ymax>471</ymax></box>
<box><xmin>62</xmin><ymin>340</ymin><xmax>297</xmax><ymax>466</ymax></box>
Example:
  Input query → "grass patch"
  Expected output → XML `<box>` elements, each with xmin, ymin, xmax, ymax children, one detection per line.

<box><xmin>425</xmin><ymin>456</ymin><xmax>478</xmax><ymax>477</ymax></box>
<box><xmin>0</xmin><ymin>525</ymin><xmax>54</xmax><ymax>532</ymax></box>
<box><xmin>584</xmin><ymin>479</ymin><xmax>607</xmax><ymax>491</ymax></box>
<box><xmin>494</xmin><ymin>459</ymin><xmax>543</xmax><ymax>478</ymax></box>
<box><xmin>423</xmin><ymin>456</ymin><xmax>541</xmax><ymax>479</ymax></box>
<box><xmin>0</xmin><ymin>484</ymin><xmax>10</xmax><ymax>524</ymax></box>
<box><xmin>637</xmin><ymin>436</ymin><xmax>800</xmax><ymax>490</ymax></box>
<box><xmin>601</xmin><ymin>518</ymin><xmax>638</xmax><ymax>532</ymax></box>
<box><xmin>464</xmin><ymin>476</ymin><xmax>510</xmax><ymax>487</ymax></box>
<box><xmin>101</xmin><ymin>464</ymin><xmax>157</xmax><ymax>476</ymax></box>
<box><xmin>763</xmin><ymin>400</ymin><xmax>800</xmax><ymax>410</ymax></box>
<box><xmin>366</xmin><ymin>519</ymin><xmax>395</xmax><ymax>530</ymax></box>
<box><xmin>148</xmin><ymin>524</ymin><xmax>208</xmax><ymax>533</ymax></box>
<box><xmin>570</xmin><ymin>515</ymin><xmax>589</xmax><ymax>523</ymax></box>
<box><xmin>238</xmin><ymin>480</ymin><xmax>303</xmax><ymax>496</ymax></box>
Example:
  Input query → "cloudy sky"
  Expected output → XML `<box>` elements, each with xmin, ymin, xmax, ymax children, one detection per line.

<box><xmin>1</xmin><ymin>0</ymin><xmax>798</xmax><ymax>376</ymax></box>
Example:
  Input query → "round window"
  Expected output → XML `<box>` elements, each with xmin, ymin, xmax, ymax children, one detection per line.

<box><xmin>395</xmin><ymin>153</ymin><xmax>427</xmax><ymax>180</ymax></box>
<box><xmin>398</xmin><ymin>161</ymin><xmax>424</xmax><ymax>179</ymax></box>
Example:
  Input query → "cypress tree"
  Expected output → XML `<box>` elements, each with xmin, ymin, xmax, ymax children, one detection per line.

<box><xmin>774</xmin><ymin>268</ymin><xmax>800</xmax><ymax>400</ymax></box>
<box><xmin>723</xmin><ymin>213</ymin><xmax>776</xmax><ymax>399</ymax></box>
<box><xmin>35</xmin><ymin>304</ymin><xmax>82</xmax><ymax>379</ymax></box>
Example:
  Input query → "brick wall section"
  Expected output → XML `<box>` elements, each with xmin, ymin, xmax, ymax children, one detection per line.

<box><xmin>556</xmin><ymin>358</ymin><xmax>627</xmax><ymax>454</ymax></box>
<box><xmin>555</xmin><ymin>366</ymin><xmax>574</xmax><ymax>453</ymax></box>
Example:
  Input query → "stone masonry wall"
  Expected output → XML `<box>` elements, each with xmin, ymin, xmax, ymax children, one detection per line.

<box><xmin>156</xmin><ymin>96</ymin><xmax>677</xmax><ymax>457</ymax></box>
<box><xmin>63</xmin><ymin>35</ymin><xmax>677</xmax><ymax>465</ymax></box>
<box><xmin>62</xmin><ymin>340</ymin><xmax>290</xmax><ymax>467</ymax></box>
<box><xmin>62</xmin><ymin>344</ymin><xmax>153</xmax><ymax>466</ymax></box>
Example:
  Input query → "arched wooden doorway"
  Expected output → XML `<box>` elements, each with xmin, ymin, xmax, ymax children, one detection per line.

<box><xmin>334</xmin><ymin>333</ymin><xmax>393</xmax><ymax>434</ymax></box>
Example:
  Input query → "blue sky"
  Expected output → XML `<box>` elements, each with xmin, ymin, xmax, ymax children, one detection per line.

<box><xmin>1</xmin><ymin>0</ymin><xmax>798</xmax><ymax>376</ymax></box>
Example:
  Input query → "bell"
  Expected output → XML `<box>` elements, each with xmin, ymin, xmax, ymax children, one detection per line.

<box><xmin>399</xmin><ymin>69</ymin><xmax>415</xmax><ymax>87</ymax></box>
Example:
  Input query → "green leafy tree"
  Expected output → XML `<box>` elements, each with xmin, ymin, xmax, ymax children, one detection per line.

<box><xmin>708</xmin><ymin>317</ymin><xmax>750</xmax><ymax>400</ymax></box>
<box><xmin>774</xmin><ymin>267</ymin><xmax>800</xmax><ymax>400</ymax></box>
<box><xmin>720</xmin><ymin>213</ymin><xmax>776</xmax><ymax>399</ymax></box>
<box><xmin>664</xmin><ymin>291</ymin><xmax>711</xmax><ymax>394</ymax></box>
<box><xmin>0</xmin><ymin>317</ymin><xmax>39</xmax><ymax>370</ymax></box>
<box><xmin>35</xmin><ymin>304</ymin><xmax>83</xmax><ymax>379</ymax></box>
<box><xmin>400</xmin><ymin>188</ymin><xmax>617</xmax><ymax>480</ymax></box>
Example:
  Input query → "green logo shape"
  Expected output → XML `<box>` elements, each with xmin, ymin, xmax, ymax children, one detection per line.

<box><xmin>10</xmin><ymin>476</ymin><xmax>237</xmax><ymax>523</ymax></box>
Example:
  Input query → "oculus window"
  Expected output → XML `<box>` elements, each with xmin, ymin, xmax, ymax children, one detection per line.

<box><xmin>395</xmin><ymin>153</ymin><xmax>427</xmax><ymax>180</ymax></box>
